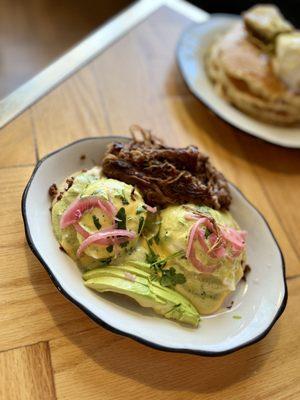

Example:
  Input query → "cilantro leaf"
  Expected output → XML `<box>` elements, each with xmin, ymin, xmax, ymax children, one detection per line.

<box><xmin>145</xmin><ymin>241</ymin><xmax>186</xmax><ymax>288</ymax></box>
<box><xmin>145</xmin><ymin>240</ymin><xmax>159</xmax><ymax>264</ymax></box>
<box><xmin>136</xmin><ymin>205</ymin><xmax>146</xmax><ymax>215</ymax></box>
<box><xmin>233</xmin><ymin>315</ymin><xmax>242</xmax><ymax>320</ymax></box>
<box><xmin>151</xmin><ymin>266</ymin><xmax>186</xmax><ymax>288</ymax></box>
<box><xmin>115</xmin><ymin>189</ymin><xmax>129</xmax><ymax>205</ymax></box>
<box><xmin>116</xmin><ymin>207</ymin><xmax>126</xmax><ymax>230</ymax></box>
<box><xmin>138</xmin><ymin>216</ymin><xmax>145</xmax><ymax>234</ymax></box>
<box><xmin>92</xmin><ymin>215</ymin><xmax>102</xmax><ymax>230</ymax></box>
<box><xmin>106</xmin><ymin>245</ymin><xmax>113</xmax><ymax>253</ymax></box>
<box><xmin>204</xmin><ymin>227</ymin><xmax>212</xmax><ymax>239</ymax></box>
<box><xmin>99</xmin><ymin>257</ymin><xmax>112</xmax><ymax>266</ymax></box>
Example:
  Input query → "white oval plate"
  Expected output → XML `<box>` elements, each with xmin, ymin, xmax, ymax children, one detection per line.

<box><xmin>22</xmin><ymin>137</ymin><xmax>287</xmax><ymax>356</ymax></box>
<box><xmin>177</xmin><ymin>14</ymin><xmax>300</xmax><ymax>148</ymax></box>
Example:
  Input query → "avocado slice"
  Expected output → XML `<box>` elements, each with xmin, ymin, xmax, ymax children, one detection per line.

<box><xmin>83</xmin><ymin>264</ymin><xmax>150</xmax><ymax>281</ymax></box>
<box><xmin>84</xmin><ymin>266</ymin><xmax>200</xmax><ymax>327</ymax></box>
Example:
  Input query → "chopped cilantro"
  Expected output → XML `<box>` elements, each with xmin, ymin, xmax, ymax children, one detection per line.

<box><xmin>120</xmin><ymin>241</ymin><xmax>128</xmax><ymax>248</ymax></box>
<box><xmin>158</xmin><ymin>267</ymin><xmax>186</xmax><ymax>287</ymax></box>
<box><xmin>92</xmin><ymin>215</ymin><xmax>101</xmax><ymax>230</ymax></box>
<box><xmin>106</xmin><ymin>245</ymin><xmax>113</xmax><ymax>253</ymax></box>
<box><xmin>116</xmin><ymin>207</ymin><xmax>126</xmax><ymax>230</ymax></box>
<box><xmin>99</xmin><ymin>257</ymin><xmax>112</xmax><ymax>266</ymax></box>
<box><xmin>115</xmin><ymin>189</ymin><xmax>129</xmax><ymax>205</ymax></box>
<box><xmin>151</xmin><ymin>266</ymin><xmax>186</xmax><ymax>288</ymax></box>
<box><xmin>233</xmin><ymin>315</ymin><xmax>242</xmax><ymax>320</ymax></box>
<box><xmin>145</xmin><ymin>241</ymin><xmax>185</xmax><ymax>288</ymax></box>
<box><xmin>205</xmin><ymin>227</ymin><xmax>212</xmax><ymax>239</ymax></box>
<box><xmin>145</xmin><ymin>240</ymin><xmax>159</xmax><ymax>264</ymax></box>
<box><xmin>136</xmin><ymin>205</ymin><xmax>146</xmax><ymax>215</ymax></box>
<box><xmin>138</xmin><ymin>216</ymin><xmax>145</xmax><ymax>234</ymax></box>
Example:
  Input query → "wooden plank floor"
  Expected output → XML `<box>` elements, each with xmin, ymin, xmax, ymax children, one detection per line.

<box><xmin>0</xmin><ymin>6</ymin><xmax>299</xmax><ymax>399</ymax></box>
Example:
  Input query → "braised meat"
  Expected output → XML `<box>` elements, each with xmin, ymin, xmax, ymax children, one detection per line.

<box><xmin>102</xmin><ymin>128</ymin><xmax>231</xmax><ymax>210</ymax></box>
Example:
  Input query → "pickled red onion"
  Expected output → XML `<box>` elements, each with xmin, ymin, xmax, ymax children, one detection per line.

<box><xmin>77</xmin><ymin>229</ymin><xmax>136</xmax><ymax>257</ymax></box>
<box><xmin>74</xmin><ymin>224</ymin><xmax>116</xmax><ymax>239</ymax></box>
<box><xmin>74</xmin><ymin>223</ymin><xmax>90</xmax><ymax>238</ymax></box>
<box><xmin>186</xmin><ymin>217</ymin><xmax>206</xmax><ymax>259</ymax></box>
<box><xmin>222</xmin><ymin>227</ymin><xmax>246</xmax><ymax>252</ymax></box>
<box><xmin>185</xmin><ymin>211</ymin><xmax>246</xmax><ymax>273</ymax></box>
<box><xmin>197</xmin><ymin>228</ymin><xmax>209</xmax><ymax>253</ymax></box>
<box><xmin>145</xmin><ymin>204</ymin><xmax>157</xmax><ymax>213</ymax></box>
<box><xmin>60</xmin><ymin>197</ymin><xmax>116</xmax><ymax>229</ymax></box>
<box><xmin>189</xmin><ymin>246</ymin><xmax>218</xmax><ymax>273</ymax></box>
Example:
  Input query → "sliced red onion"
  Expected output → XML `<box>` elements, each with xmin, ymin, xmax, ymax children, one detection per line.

<box><xmin>77</xmin><ymin>229</ymin><xmax>136</xmax><ymax>257</ymax></box>
<box><xmin>60</xmin><ymin>196</ymin><xmax>116</xmax><ymax>229</ymax></box>
<box><xmin>189</xmin><ymin>246</ymin><xmax>218</xmax><ymax>273</ymax></box>
<box><xmin>185</xmin><ymin>212</ymin><xmax>246</xmax><ymax>273</ymax></box>
<box><xmin>74</xmin><ymin>223</ymin><xmax>90</xmax><ymax>238</ymax></box>
<box><xmin>186</xmin><ymin>217</ymin><xmax>207</xmax><ymax>259</ymax></box>
<box><xmin>145</xmin><ymin>204</ymin><xmax>157</xmax><ymax>213</ymax></box>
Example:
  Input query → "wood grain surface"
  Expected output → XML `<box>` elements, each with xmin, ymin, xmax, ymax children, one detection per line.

<box><xmin>0</xmin><ymin>6</ymin><xmax>299</xmax><ymax>399</ymax></box>
<box><xmin>0</xmin><ymin>0</ymin><xmax>131</xmax><ymax>99</ymax></box>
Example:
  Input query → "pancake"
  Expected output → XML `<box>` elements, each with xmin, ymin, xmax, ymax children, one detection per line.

<box><xmin>206</xmin><ymin>21</ymin><xmax>300</xmax><ymax>125</ymax></box>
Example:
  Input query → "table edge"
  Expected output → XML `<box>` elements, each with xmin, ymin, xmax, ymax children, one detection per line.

<box><xmin>0</xmin><ymin>0</ymin><xmax>208</xmax><ymax>129</ymax></box>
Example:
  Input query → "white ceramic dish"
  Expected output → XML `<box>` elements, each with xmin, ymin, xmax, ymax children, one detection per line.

<box><xmin>177</xmin><ymin>14</ymin><xmax>300</xmax><ymax>148</ymax></box>
<box><xmin>22</xmin><ymin>137</ymin><xmax>287</xmax><ymax>356</ymax></box>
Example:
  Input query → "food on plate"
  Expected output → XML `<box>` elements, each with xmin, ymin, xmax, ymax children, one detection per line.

<box><xmin>102</xmin><ymin>126</ymin><xmax>231</xmax><ymax>209</ymax></box>
<box><xmin>243</xmin><ymin>4</ymin><xmax>292</xmax><ymax>51</ymax></box>
<box><xmin>206</xmin><ymin>4</ymin><xmax>300</xmax><ymax>125</ymax></box>
<box><xmin>273</xmin><ymin>32</ymin><xmax>300</xmax><ymax>91</ymax></box>
<box><xmin>51</xmin><ymin>167</ymin><xmax>147</xmax><ymax>269</ymax></box>
<box><xmin>50</xmin><ymin>131</ymin><xmax>247</xmax><ymax>326</ymax></box>
<box><xmin>157</xmin><ymin>204</ymin><xmax>246</xmax><ymax>314</ymax></box>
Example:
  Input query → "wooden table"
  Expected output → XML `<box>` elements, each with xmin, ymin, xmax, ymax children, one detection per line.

<box><xmin>0</xmin><ymin>2</ymin><xmax>299</xmax><ymax>399</ymax></box>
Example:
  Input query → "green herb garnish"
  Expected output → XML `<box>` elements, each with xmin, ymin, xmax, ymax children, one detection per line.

<box><xmin>150</xmin><ymin>265</ymin><xmax>186</xmax><ymax>288</ymax></box>
<box><xmin>106</xmin><ymin>245</ymin><xmax>113</xmax><ymax>253</ymax></box>
<box><xmin>178</xmin><ymin>217</ymin><xmax>187</xmax><ymax>226</ymax></box>
<box><xmin>99</xmin><ymin>257</ymin><xmax>112</xmax><ymax>266</ymax></box>
<box><xmin>136</xmin><ymin>205</ymin><xmax>146</xmax><ymax>214</ymax></box>
<box><xmin>145</xmin><ymin>240</ymin><xmax>159</xmax><ymax>264</ymax></box>
<box><xmin>151</xmin><ymin>250</ymin><xmax>184</xmax><ymax>269</ymax></box>
<box><xmin>120</xmin><ymin>241</ymin><xmax>128</xmax><ymax>248</ymax></box>
<box><xmin>115</xmin><ymin>189</ymin><xmax>129</xmax><ymax>205</ymax></box>
<box><xmin>145</xmin><ymin>241</ymin><xmax>185</xmax><ymax>288</ymax></box>
<box><xmin>158</xmin><ymin>267</ymin><xmax>186</xmax><ymax>287</ymax></box>
<box><xmin>92</xmin><ymin>215</ymin><xmax>102</xmax><ymax>230</ymax></box>
<box><xmin>233</xmin><ymin>315</ymin><xmax>242</xmax><ymax>320</ymax></box>
<box><xmin>116</xmin><ymin>207</ymin><xmax>126</xmax><ymax>230</ymax></box>
<box><xmin>205</xmin><ymin>227</ymin><xmax>212</xmax><ymax>239</ymax></box>
<box><xmin>138</xmin><ymin>216</ymin><xmax>145</xmax><ymax>234</ymax></box>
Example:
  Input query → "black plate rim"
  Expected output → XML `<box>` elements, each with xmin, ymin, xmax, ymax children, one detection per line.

<box><xmin>21</xmin><ymin>136</ymin><xmax>288</xmax><ymax>357</ymax></box>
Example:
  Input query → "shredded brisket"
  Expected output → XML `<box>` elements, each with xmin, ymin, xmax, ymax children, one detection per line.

<box><xmin>102</xmin><ymin>127</ymin><xmax>231</xmax><ymax>209</ymax></box>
